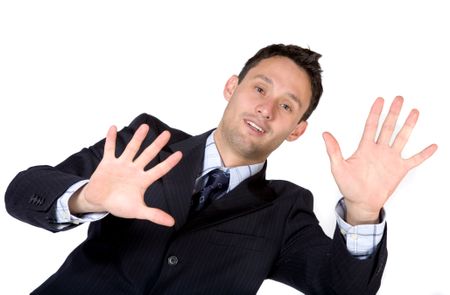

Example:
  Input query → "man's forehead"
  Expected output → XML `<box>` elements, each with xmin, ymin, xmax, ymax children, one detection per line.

<box><xmin>245</xmin><ymin>57</ymin><xmax>308</xmax><ymax>83</ymax></box>
<box><xmin>252</xmin><ymin>56</ymin><xmax>296</xmax><ymax>70</ymax></box>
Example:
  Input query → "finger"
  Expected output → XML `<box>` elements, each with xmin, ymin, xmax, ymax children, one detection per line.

<box><xmin>120</xmin><ymin>124</ymin><xmax>150</xmax><ymax>161</ymax></box>
<box><xmin>360</xmin><ymin>97</ymin><xmax>384</xmax><ymax>144</ymax></box>
<box><xmin>136</xmin><ymin>206</ymin><xmax>175</xmax><ymax>227</ymax></box>
<box><xmin>144</xmin><ymin>151</ymin><xmax>183</xmax><ymax>186</ymax></box>
<box><xmin>391</xmin><ymin>109</ymin><xmax>419</xmax><ymax>152</ymax></box>
<box><xmin>323</xmin><ymin>132</ymin><xmax>344</xmax><ymax>166</ymax></box>
<box><xmin>377</xmin><ymin>96</ymin><xmax>404</xmax><ymax>145</ymax></box>
<box><xmin>104</xmin><ymin>125</ymin><xmax>117</xmax><ymax>159</ymax></box>
<box><xmin>406</xmin><ymin>144</ymin><xmax>438</xmax><ymax>170</ymax></box>
<box><xmin>134</xmin><ymin>131</ymin><xmax>171</xmax><ymax>168</ymax></box>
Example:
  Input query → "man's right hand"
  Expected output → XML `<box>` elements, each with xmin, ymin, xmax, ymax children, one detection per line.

<box><xmin>68</xmin><ymin>124</ymin><xmax>182</xmax><ymax>227</ymax></box>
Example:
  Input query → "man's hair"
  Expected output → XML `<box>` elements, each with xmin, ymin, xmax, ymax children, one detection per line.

<box><xmin>238</xmin><ymin>44</ymin><xmax>323</xmax><ymax>121</ymax></box>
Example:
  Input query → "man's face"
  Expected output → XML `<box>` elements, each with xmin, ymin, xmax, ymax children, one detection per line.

<box><xmin>215</xmin><ymin>56</ymin><xmax>312</xmax><ymax>167</ymax></box>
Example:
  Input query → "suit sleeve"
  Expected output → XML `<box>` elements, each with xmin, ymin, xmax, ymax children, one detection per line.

<box><xmin>4</xmin><ymin>114</ymin><xmax>164</xmax><ymax>232</ymax></box>
<box><xmin>269</xmin><ymin>190</ymin><xmax>387</xmax><ymax>295</ymax></box>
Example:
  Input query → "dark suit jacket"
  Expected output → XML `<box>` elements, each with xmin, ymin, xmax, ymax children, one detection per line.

<box><xmin>5</xmin><ymin>114</ymin><xmax>387</xmax><ymax>295</ymax></box>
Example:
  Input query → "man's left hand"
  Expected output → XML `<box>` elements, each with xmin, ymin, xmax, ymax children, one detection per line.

<box><xmin>323</xmin><ymin>96</ymin><xmax>437</xmax><ymax>225</ymax></box>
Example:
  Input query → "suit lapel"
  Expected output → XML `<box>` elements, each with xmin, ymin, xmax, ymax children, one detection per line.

<box><xmin>158</xmin><ymin>130</ymin><xmax>212</xmax><ymax>230</ymax></box>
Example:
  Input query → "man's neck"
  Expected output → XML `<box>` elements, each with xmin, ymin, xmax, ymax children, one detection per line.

<box><xmin>213</xmin><ymin>130</ymin><xmax>266</xmax><ymax>168</ymax></box>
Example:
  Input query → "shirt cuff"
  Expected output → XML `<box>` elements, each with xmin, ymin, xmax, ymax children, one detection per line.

<box><xmin>55</xmin><ymin>180</ymin><xmax>108</xmax><ymax>229</ymax></box>
<box><xmin>335</xmin><ymin>198</ymin><xmax>386</xmax><ymax>259</ymax></box>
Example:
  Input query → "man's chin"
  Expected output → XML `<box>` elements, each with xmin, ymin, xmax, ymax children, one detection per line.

<box><xmin>237</xmin><ymin>145</ymin><xmax>267</xmax><ymax>162</ymax></box>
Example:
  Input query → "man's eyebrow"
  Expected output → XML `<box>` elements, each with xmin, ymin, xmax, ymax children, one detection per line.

<box><xmin>255</xmin><ymin>74</ymin><xmax>273</xmax><ymax>85</ymax></box>
<box><xmin>254</xmin><ymin>74</ymin><xmax>303</xmax><ymax>108</ymax></box>
<box><xmin>286</xmin><ymin>93</ymin><xmax>302</xmax><ymax>108</ymax></box>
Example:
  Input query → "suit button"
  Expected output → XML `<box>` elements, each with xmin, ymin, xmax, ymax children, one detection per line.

<box><xmin>167</xmin><ymin>256</ymin><xmax>178</xmax><ymax>266</ymax></box>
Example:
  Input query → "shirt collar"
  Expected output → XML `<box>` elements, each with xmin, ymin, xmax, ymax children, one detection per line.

<box><xmin>201</xmin><ymin>131</ymin><xmax>265</xmax><ymax>192</ymax></box>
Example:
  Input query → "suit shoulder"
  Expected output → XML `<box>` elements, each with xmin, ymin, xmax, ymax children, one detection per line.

<box><xmin>128</xmin><ymin>113</ymin><xmax>191</xmax><ymax>140</ymax></box>
<box><xmin>268</xmin><ymin>179</ymin><xmax>312</xmax><ymax>196</ymax></box>
<box><xmin>268</xmin><ymin>179</ymin><xmax>314</xmax><ymax>209</ymax></box>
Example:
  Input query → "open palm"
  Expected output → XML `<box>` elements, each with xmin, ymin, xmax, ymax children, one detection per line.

<box><xmin>71</xmin><ymin>124</ymin><xmax>182</xmax><ymax>227</ymax></box>
<box><xmin>323</xmin><ymin>96</ymin><xmax>437</xmax><ymax>224</ymax></box>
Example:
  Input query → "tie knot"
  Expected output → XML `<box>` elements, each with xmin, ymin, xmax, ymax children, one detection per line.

<box><xmin>206</xmin><ymin>169</ymin><xmax>230</xmax><ymax>190</ymax></box>
<box><xmin>191</xmin><ymin>169</ymin><xmax>230</xmax><ymax>212</ymax></box>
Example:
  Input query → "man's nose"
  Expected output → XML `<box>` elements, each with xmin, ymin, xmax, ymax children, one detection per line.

<box><xmin>256</xmin><ymin>101</ymin><xmax>274</xmax><ymax>120</ymax></box>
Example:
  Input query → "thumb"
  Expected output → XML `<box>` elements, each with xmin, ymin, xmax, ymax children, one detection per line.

<box><xmin>322</xmin><ymin>132</ymin><xmax>344</xmax><ymax>166</ymax></box>
<box><xmin>137</xmin><ymin>207</ymin><xmax>175</xmax><ymax>227</ymax></box>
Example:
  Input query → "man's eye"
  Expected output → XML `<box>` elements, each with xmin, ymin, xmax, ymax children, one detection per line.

<box><xmin>280</xmin><ymin>104</ymin><xmax>291</xmax><ymax>112</ymax></box>
<box><xmin>255</xmin><ymin>87</ymin><xmax>264</xmax><ymax>94</ymax></box>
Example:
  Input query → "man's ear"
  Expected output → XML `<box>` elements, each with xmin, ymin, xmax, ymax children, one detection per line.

<box><xmin>223</xmin><ymin>75</ymin><xmax>239</xmax><ymax>101</ymax></box>
<box><xmin>286</xmin><ymin>121</ymin><xmax>308</xmax><ymax>142</ymax></box>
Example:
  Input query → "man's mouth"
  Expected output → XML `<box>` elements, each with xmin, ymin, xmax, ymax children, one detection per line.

<box><xmin>245</xmin><ymin>120</ymin><xmax>265</xmax><ymax>134</ymax></box>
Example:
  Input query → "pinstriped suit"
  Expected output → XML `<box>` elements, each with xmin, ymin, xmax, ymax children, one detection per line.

<box><xmin>5</xmin><ymin>114</ymin><xmax>387</xmax><ymax>295</ymax></box>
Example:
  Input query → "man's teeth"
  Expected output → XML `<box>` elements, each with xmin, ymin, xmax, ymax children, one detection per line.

<box><xmin>247</xmin><ymin>121</ymin><xmax>264</xmax><ymax>133</ymax></box>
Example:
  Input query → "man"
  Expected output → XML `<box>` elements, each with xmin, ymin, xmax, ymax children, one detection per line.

<box><xmin>5</xmin><ymin>44</ymin><xmax>437</xmax><ymax>294</ymax></box>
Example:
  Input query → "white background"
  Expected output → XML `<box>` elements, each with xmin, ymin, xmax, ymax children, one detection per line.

<box><xmin>1</xmin><ymin>1</ymin><xmax>449</xmax><ymax>294</ymax></box>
